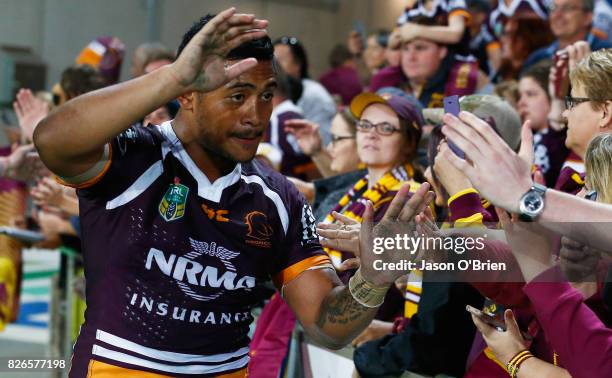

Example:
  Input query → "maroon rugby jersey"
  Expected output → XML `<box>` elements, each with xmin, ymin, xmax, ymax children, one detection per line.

<box><xmin>483</xmin><ymin>0</ymin><xmax>550</xmax><ymax>47</ymax></box>
<box><xmin>396</xmin><ymin>0</ymin><xmax>470</xmax><ymax>25</ymax></box>
<box><xmin>64</xmin><ymin>122</ymin><xmax>330</xmax><ymax>377</ymax></box>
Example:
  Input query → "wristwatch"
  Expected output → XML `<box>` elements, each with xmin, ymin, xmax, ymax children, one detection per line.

<box><xmin>518</xmin><ymin>183</ymin><xmax>547</xmax><ymax>221</ymax></box>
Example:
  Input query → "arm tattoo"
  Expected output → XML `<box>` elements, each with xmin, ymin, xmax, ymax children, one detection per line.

<box><xmin>316</xmin><ymin>285</ymin><xmax>372</xmax><ymax>328</ymax></box>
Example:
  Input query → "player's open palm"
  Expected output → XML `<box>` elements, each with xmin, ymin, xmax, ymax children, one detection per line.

<box><xmin>170</xmin><ymin>8</ymin><xmax>268</xmax><ymax>93</ymax></box>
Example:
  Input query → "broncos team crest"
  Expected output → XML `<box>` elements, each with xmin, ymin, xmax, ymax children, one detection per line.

<box><xmin>159</xmin><ymin>178</ymin><xmax>189</xmax><ymax>222</ymax></box>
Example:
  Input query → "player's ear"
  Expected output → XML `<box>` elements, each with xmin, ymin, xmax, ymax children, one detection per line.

<box><xmin>177</xmin><ymin>92</ymin><xmax>196</xmax><ymax>111</ymax></box>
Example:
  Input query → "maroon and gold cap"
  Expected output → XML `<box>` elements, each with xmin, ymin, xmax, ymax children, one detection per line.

<box><xmin>350</xmin><ymin>92</ymin><xmax>424</xmax><ymax>130</ymax></box>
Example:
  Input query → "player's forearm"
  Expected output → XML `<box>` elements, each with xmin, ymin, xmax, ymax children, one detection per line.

<box><xmin>34</xmin><ymin>65</ymin><xmax>185</xmax><ymax>176</ymax></box>
<box><xmin>307</xmin><ymin>285</ymin><xmax>378</xmax><ymax>349</ymax></box>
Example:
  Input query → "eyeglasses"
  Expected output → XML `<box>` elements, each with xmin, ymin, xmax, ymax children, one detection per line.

<box><xmin>356</xmin><ymin>120</ymin><xmax>401</xmax><ymax>136</ymax></box>
<box><xmin>549</xmin><ymin>4</ymin><xmax>585</xmax><ymax>13</ymax></box>
<box><xmin>565</xmin><ymin>95</ymin><xmax>593</xmax><ymax>110</ymax></box>
<box><xmin>330</xmin><ymin>134</ymin><xmax>354</xmax><ymax>145</ymax></box>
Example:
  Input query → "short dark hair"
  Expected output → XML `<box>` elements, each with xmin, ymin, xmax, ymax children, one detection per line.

<box><xmin>273</xmin><ymin>36</ymin><xmax>310</xmax><ymax>79</ymax></box>
<box><xmin>60</xmin><ymin>65</ymin><xmax>106</xmax><ymax>100</ymax></box>
<box><xmin>520</xmin><ymin>61</ymin><xmax>551</xmax><ymax>101</ymax></box>
<box><xmin>177</xmin><ymin>15</ymin><xmax>274</xmax><ymax>61</ymax></box>
<box><xmin>328</xmin><ymin>44</ymin><xmax>353</xmax><ymax>68</ymax></box>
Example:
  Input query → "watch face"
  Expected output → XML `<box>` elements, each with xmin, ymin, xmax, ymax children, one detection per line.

<box><xmin>524</xmin><ymin>192</ymin><xmax>544</xmax><ymax>214</ymax></box>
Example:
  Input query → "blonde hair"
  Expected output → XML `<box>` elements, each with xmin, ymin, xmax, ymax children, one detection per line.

<box><xmin>585</xmin><ymin>133</ymin><xmax>612</xmax><ymax>203</ymax></box>
<box><xmin>570</xmin><ymin>49</ymin><xmax>612</xmax><ymax>110</ymax></box>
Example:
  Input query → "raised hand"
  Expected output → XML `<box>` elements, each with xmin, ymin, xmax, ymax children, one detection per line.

<box><xmin>441</xmin><ymin>112</ymin><xmax>533</xmax><ymax>213</ymax></box>
<box><xmin>13</xmin><ymin>89</ymin><xmax>49</xmax><ymax>142</ymax></box>
<box><xmin>169</xmin><ymin>8</ymin><xmax>268</xmax><ymax>93</ymax></box>
<box><xmin>359</xmin><ymin>183</ymin><xmax>434</xmax><ymax>286</ymax></box>
<box><xmin>31</xmin><ymin>177</ymin><xmax>65</xmax><ymax>210</ymax></box>
<box><xmin>434</xmin><ymin>142</ymin><xmax>472</xmax><ymax>196</ymax></box>
<box><xmin>399</xmin><ymin>22</ymin><xmax>424</xmax><ymax>44</ymax></box>
<box><xmin>566</xmin><ymin>40</ymin><xmax>591</xmax><ymax>71</ymax></box>
<box><xmin>517</xmin><ymin>120</ymin><xmax>534</xmax><ymax>168</ymax></box>
<box><xmin>318</xmin><ymin>212</ymin><xmax>361</xmax><ymax>256</ymax></box>
<box><xmin>1</xmin><ymin>144</ymin><xmax>46</xmax><ymax>182</ymax></box>
<box><xmin>471</xmin><ymin>309</ymin><xmax>527</xmax><ymax>366</ymax></box>
<box><xmin>284</xmin><ymin>119</ymin><xmax>323</xmax><ymax>156</ymax></box>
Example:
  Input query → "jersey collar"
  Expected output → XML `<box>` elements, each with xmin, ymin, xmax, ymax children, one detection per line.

<box><xmin>159</xmin><ymin>121</ymin><xmax>242</xmax><ymax>203</ymax></box>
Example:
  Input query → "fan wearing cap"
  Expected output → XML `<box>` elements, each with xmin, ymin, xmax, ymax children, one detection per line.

<box><xmin>320</xmin><ymin>92</ymin><xmax>427</xmax><ymax>319</ymax></box>
<box><xmin>75</xmin><ymin>36</ymin><xmax>125</xmax><ymax>85</ymax></box>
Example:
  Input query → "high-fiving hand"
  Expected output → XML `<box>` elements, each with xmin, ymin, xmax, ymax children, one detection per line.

<box><xmin>13</xmin><ymin>89</ymin><xmax>49</xmax><ymax>142</ymax></box>
<box><xmin>318</xmin><ymin>183</ymin><xmax>434</xmax><ymax>286</ymax></box>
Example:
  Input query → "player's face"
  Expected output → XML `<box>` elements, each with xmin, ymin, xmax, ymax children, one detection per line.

<box><xmin>194</xmin><ymin>60</ymin><xmax>277</xmax><ymax>163</ymax></box>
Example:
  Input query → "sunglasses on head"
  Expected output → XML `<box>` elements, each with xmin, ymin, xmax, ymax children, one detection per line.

<box><xmin>278</xmin><ymin>36</ymin><xmax>299</xmax><ymax>45</ymax></box>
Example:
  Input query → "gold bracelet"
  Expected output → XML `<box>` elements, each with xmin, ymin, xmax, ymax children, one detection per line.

<box><xmin>348</xmin><ymin>268</ymin><xmax>389</xmax><ymax>308</ymax></box>
<box><xmin>511</xmin><ymin>352</ymin><xmax>533</xmax><ymax>378</ymax></box>
<box><xmin>507</xmin><ymin>350</ymin><xmax>534</xmax><ymax>378</ymax></box>
<box><xmin>506</xmin><ymin>350</ymin><xmax>530</xmax><ymax>374</ymax></box>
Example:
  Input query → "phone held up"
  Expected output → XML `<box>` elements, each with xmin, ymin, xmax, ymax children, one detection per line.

<box><xmin>443</xmin><ymin>95</ymin><xmax>465</xmax><ymax>159</ymax></box>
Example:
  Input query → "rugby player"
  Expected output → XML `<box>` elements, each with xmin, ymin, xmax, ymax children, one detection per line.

<box><xmin>34</xmin><ymin>8</ymin><xmax>431</xmax><ymax>377</ymax></box>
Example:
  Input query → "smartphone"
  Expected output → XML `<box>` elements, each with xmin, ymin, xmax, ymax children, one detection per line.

<box><xmin>466</xmin><ymin>305</ymin><xmax>506</xmax><ymax>331</ymax></box>
<box><xmin>466</xmin><ymin>305</ymin><xmax>534</xmax><ymax>340</ymax></box>
<box><xmin>443</xmin><ymin>95</ymin><xmax>465</xmax><ymax>159</ymax></box>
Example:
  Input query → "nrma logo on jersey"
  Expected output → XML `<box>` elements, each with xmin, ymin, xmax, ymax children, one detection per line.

<box><xmin>145</xmin><ymin>238</ymin><xmax>256</xmax><ymax>302</ymax></box>
<box><xmin>159</xmin><ymin>178</ymin><xmax>189</xmax><ymax>222</ymax></box>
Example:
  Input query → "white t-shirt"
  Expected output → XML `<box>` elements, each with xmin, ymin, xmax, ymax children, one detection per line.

<box><xmin>297</xmin><ymin>79</ymin><xmax>336</xmax><ymax>146</ymax></box>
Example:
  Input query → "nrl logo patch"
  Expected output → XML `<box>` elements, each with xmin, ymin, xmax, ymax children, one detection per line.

<box><xmin>159</xmin><ymin>177</ymin><xmax>189</xmax><ymax>222</ymax></box>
